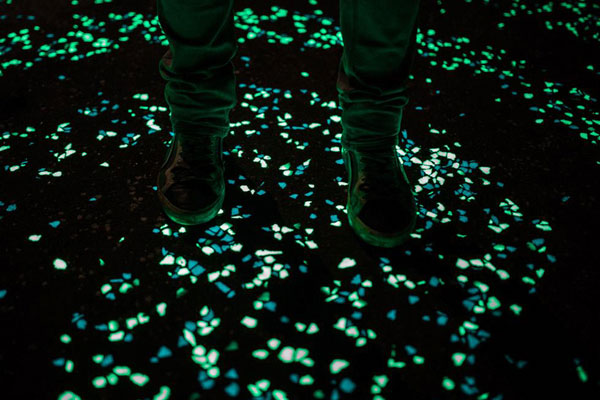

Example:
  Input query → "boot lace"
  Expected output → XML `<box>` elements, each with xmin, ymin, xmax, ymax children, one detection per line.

<box><xmin>357</xmin><ymin>151</ymin><xmax>404</xmax><ymax>200</ymax></box>
<box><xmin>171</xmin><ymin>135</ymin><xmax>221</xmax><ymax>183</ymax></box>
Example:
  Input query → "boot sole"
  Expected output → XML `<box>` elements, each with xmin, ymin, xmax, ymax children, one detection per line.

<box><xmin>346</xmin><ymin>195</ymin><xmax>415</xmax><ymax>247</ymax></box>
<box><xmin>156</xmin><ymin>176</ymin><xmax>224</xmax><ymax>226</ymax></box>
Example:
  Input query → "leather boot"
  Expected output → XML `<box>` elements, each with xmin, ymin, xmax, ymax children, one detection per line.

<box><xmin>156</xmin><ymin>132</ymin><xmax>225</xmax><ymax>225</ymax></box>
<box><xmin>342</xmin><ymin>144</ymin><xmax>417</xmax><ymax>247</ymax></box>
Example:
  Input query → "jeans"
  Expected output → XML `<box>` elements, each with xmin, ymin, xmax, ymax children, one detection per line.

<box><xmin>157</xmin><ymin>0</ymin><xmax>421</xmax><ymax>152</ymax></box>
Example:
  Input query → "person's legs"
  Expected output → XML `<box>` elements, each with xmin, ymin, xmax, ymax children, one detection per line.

<box><xmin>155</xmin><ymin>0</ymin><xmax>236</xmax><ymax>226</ymax></box>
<box><xmin>337</xmin><ymin>0</ymin><xmax>421</xmax><ymax>152</ymax></box>
<box><xmin>337</xmin><ymin>0</ymin><xmax>421</xmax><ymax>247</ymax></box>
<box><xmin>157</xmin><ymin>0</ymin><xmax>237</xmax><ymax>138</ymax></box>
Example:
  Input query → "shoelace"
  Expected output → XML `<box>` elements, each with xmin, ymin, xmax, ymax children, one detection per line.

<box><xmin>171</xmin><ymin>135</ymin><xmax>221</xmax><ymax>183</ymax></box>
<box><xmin>357</xmin><ymin>151</ymin><xmax>404</xmax><ymax>199</ymax></box>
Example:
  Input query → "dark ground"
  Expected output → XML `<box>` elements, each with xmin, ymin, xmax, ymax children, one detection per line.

<box><xmin>1</xmin><ymin>0</ymin><xmax>599</xmax><ymax>399</ymax></box>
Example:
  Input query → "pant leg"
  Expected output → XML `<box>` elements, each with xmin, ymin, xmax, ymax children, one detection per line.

<box><xmin>337</xmin><ymin>0</ymin><xmax>421</xmax><ymax>152</ymax></box>
<box><xmin>156</xmin><ymin>0</ymin><xmax>237</xmax><ymax>138</ymax></box>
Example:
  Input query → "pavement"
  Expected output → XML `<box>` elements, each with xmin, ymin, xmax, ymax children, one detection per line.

<box><xmin>1</xmin><ymin>0</ymin><xmax>599</xmax><ymax>399</ymax></box>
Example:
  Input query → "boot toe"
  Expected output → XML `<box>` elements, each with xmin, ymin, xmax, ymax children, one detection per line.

<box><xmin>356</xmin><ymin>195</ymin><xmax>416</xmax><ymax>234</ymax></box>
<box><xmin>165</xmin><ymin>181</ymin><xmax>220</xmax><ymax>212</ymax></box>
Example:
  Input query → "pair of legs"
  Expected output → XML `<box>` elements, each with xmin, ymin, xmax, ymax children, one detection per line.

<box><xmin>156</xmin><ymin>0</ymin><xmax>421</xmax><ymax>152</ymax></box>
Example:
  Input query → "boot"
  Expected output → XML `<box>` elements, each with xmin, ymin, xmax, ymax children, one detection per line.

<box><xmin>156</xmin><ymin>132</ymin><xmax>225</xmax><ymax>225</ymax></box>
<box><xmin>342</xmin><ymin>144</ymin><xmax>417</xmax><ymax>247</ymax></box>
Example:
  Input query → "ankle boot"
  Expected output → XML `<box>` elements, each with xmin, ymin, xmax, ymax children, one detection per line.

<box><xmin>156</xmin><ymin>132</ymin><xmax>225</xmax><ymax>225</ymax></box>
<box><xmin>342</xmin><ymin>144</ymin><xmax>417</xmax><ymax>247</ymax></box>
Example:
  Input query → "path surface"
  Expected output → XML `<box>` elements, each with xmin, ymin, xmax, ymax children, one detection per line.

<box><xmin>1</xmin><ymin>0</ymin><xmax>599</xmax><ymax>399</ymax></box>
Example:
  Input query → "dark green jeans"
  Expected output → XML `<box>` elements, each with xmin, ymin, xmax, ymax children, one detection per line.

<box><xmin>157</xmin><ymin>0</ymin><xmax>421</xmax><ymax>152</ymax></box>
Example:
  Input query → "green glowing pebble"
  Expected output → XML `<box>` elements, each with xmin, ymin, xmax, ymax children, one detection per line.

<box><xmin>207</xmin><ymin>349</ymin><xmax>219</xmax><ymax>364</ymax></box>
<box><xmin>388</xmin><ymin>359</ymin><xmax>406</xmax><ymax>368</ymax></box>
<box><xmin>100</xmin><ymin>283</ymin><xmax>111</xmax><ymax>294</ymax></box>
<box><xmin>330</xmin><ymin>359</ymin><xmax>349</xmax><ymax>374</ymax></box>
<box><xmin>114</xmin><ymin>366</ymin><xmax>131</xmax><ymax>376</ymax></box>
<box><xmin>133</xmin><ymin>93</ymin><xmax>149</xmax><ymax>101</ymax></box>
<box><xmin>536</xmin><ymin>269</ymin><xmax>545</xmax><ymax>279</ymax></box>
<box><xmin>487</xmin><ymin>296</ymin><xmax>501</xmax><ymax>310</ymax></box>
<box><xmin>130</xmin><ymin>373</ymin><xmax>150</xmax><ymax>386</ymax></box>
<box><xmin>201</xmin><ymin>246</ymin><xmax>214</xmax><ymax>255</ymax></box>
<box><xmin>54</xmin><ymin>258</ymin><xmax>68</xmax><ymax>270</ymax></box>
<box><xmin>294</xmin><ymin>348</ymin><xmax>308</xmax><ymax>361</ymax></box>
<box><xmin>256</xmin><ymin>379</ymin><xmax>270</xmax><ymax>391</ymax></box>
<box><xmin>65</xmin><ymin>360</ymin><xmax>74</xmax><ymax>373</ymax></box>
<box><xmin>576</xmin><ymin>365</ymin><xmax>588</xmax><ymax>382</ymax></box>
<box><xmin>313</xmin><ymin>388</ymin><xmax>326</xmax><ymax>398</ymax></box>
<box><xmin>373</xmin><ymin>374</ymin><xmax>389</xmax><ymax>387</ymax></box>
<box><xmin>299</xmin><ymin>374</ymin><xmax>314</xmax><ymax>385</ymax></box>
<box><xmin>108</xmin><ymin>320</ymin><xmax>119</xmax><ymax>331</ymax></box>
<box><xmin>346</xmin><ymin>326</ymin><xmax>359</xmax><ymax>337</ymax></box>
<box><xmin>473</xmin><ymin>281</ymin><xmax>489</xmax><ymax>293</ymax></box>
<box><xmin>156</xmin><ymin>302</ymin><xmax>167</xmax><ymax>316</ymax></box>
<box><xmin>28</xmin><ymin>234</ymin><xmax>42</xmax><ymax>242</ymax></box>
<box><xmin>106</xmin><ymin>373</ymin><xmax>118</xmax><ymax>385</ymax></box>
<box><xmin>253</xmin><ymin>349</ymin><xmax>269</xmax><ymax>359</ymax></box>
<box><xmin>306</xmin><ymin>240</ymin><xmax>319</xmax><ymax>249</ymax></box>
<box><xmin>108</xmin><ymin>331</ymin><xmax>124</xmax><ymax>342</ymax></box>
<box><xmin>497</xmin><ymin>269</ymin><xmax>510</xmax><ymax>280</ymax></box>
<box><xmin>278</xmin><ymin>346</ymin><xmax>294</xmax><ymax>363</ymax></box>
<box><xmin>119</xmin><ymin>283</ymin><xmax>133</xmax><ymax>293</ymax></box>
<box><xmin>159</xmin><ymin>255</ymin><xmax>174</xmax><ymax>265</ymax></box>
<box><xmin>306</xmin><ymin>323</ymin><xmax>319</xmax><ymax>334</ymax></box>
<box><xmin>183</xmin><ymin>329</ymin><xmax>196</xmax><ymax>346</ymax></box>
<box><xmin>452</xmin><ymin>352</ymin><xmax>466</xmax><ymax>366</ymax></box>
<box><xmin>247</xmin><ymin>384</ymin><xmax>261</xmax><ymax>396</ymax></box>
<box><xmin>413</xmin><ymin>355</ymin><xmax>425</xmax><ymax>364</ymax></box>
<box><xmin>207</xmin><ymin>366</ymin><xmax>220</xmax><ymax>378</ymax></box>
<box><xmin>455</xmin><ymin>258</ymin><xmax>469</xmax><ymax>269</ymax></box>
<box><xmin>353</xmin><ymin>299</ymin><xmax>367</xmax><ymax>308</ymax></box>
<box><xmin>442</xmin><ymin>377</ymin><xmax>455</xmax><ymax>390</ymax></box>
<box><xmin>272</xmin><ymin>389</ymin><xmax>289</xmax><ymax>400</ymax></box>
<box><xmin>300</xmin><ymin>357</ymin><xmax>315</xmax><ymax>367</ymax></box>
<box><xmin>267</xmin><ymin>338</ymin><xmax>281</xmax><ymax>350</ymax></box>
<box><xmin>241</xmin><ymin>316</ymin><xmax>257</xmax><ymax>328</ymax></box>
<box><xmin>92</xmin><ymin>376</ymin><xmax>107</xmax><ymax>388</ymax></box>
<box><xmin>295</xmin><ymin>322</ymin><xmax>306</xmax><ymax>332</ymax></box>
<box><xmin>338</xmin><ymin>257</ymin><xmax>356</xmax><ymax>269</ymax></box>
<box><xmin>60</xmin><ymin>334</ymin><xmax>71</xmax><ymax>344</ymax></box>
<box><xmin>356</xmin><ymin>338</ymin><xmax>367</xmax><ymax>347</ymax></box>
<box><xmin>92</xmin><ymin>354</ymin><xmax>104</xmax><ymax>363</ymax></box>
<box><xmin>125</xmin><ymin>318</ymin><xmax>137</xmax><ymax>329</ymax></box>
<box><xmin>207</xmin><ymin>271</ymin><xmax>220</xmax><ymax>282</ymax></box>
<box><xmin>58</xmin><ymin>391</ymin><xmax>81</xmax><ymax>400</ymax></box>
<box><xmin>522</xmin><ymin>276</ymin><xmax>536</xmax><ymax>285</ymax></box>
<box><xmin>535</xmin><ymin>220</ymin><xmax>552</xmax><ymax>231</ymax></box>
<box><xmin>510</xmin><ymin>304</ymin><xmax>522</xmax><ymax>315</ymax></box>
<box><xmin>463</xmin><ymin>321</ymin><xmax>479</xmax><ymax>330</ymax></box>
<box><xmin>154</xmin><ymin>386</ymin><xmax>171</xmax><ymax>400</ymax></box>
<box><xmin>192</xmin><ymin>345</ymin><xmax>206</xmax><ymax>357</ymax></box>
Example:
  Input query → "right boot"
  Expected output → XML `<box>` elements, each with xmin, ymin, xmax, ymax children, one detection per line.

<box><xmin>156</xmin><ymin>131</ymin><xmax>225</xmax><ymax>226</ymax></box>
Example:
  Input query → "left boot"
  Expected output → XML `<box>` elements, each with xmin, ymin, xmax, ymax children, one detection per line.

<box><xmin>342</xmin><ymin>144</ymin><xmax>417</xmax><ymax>247</ymax></box>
